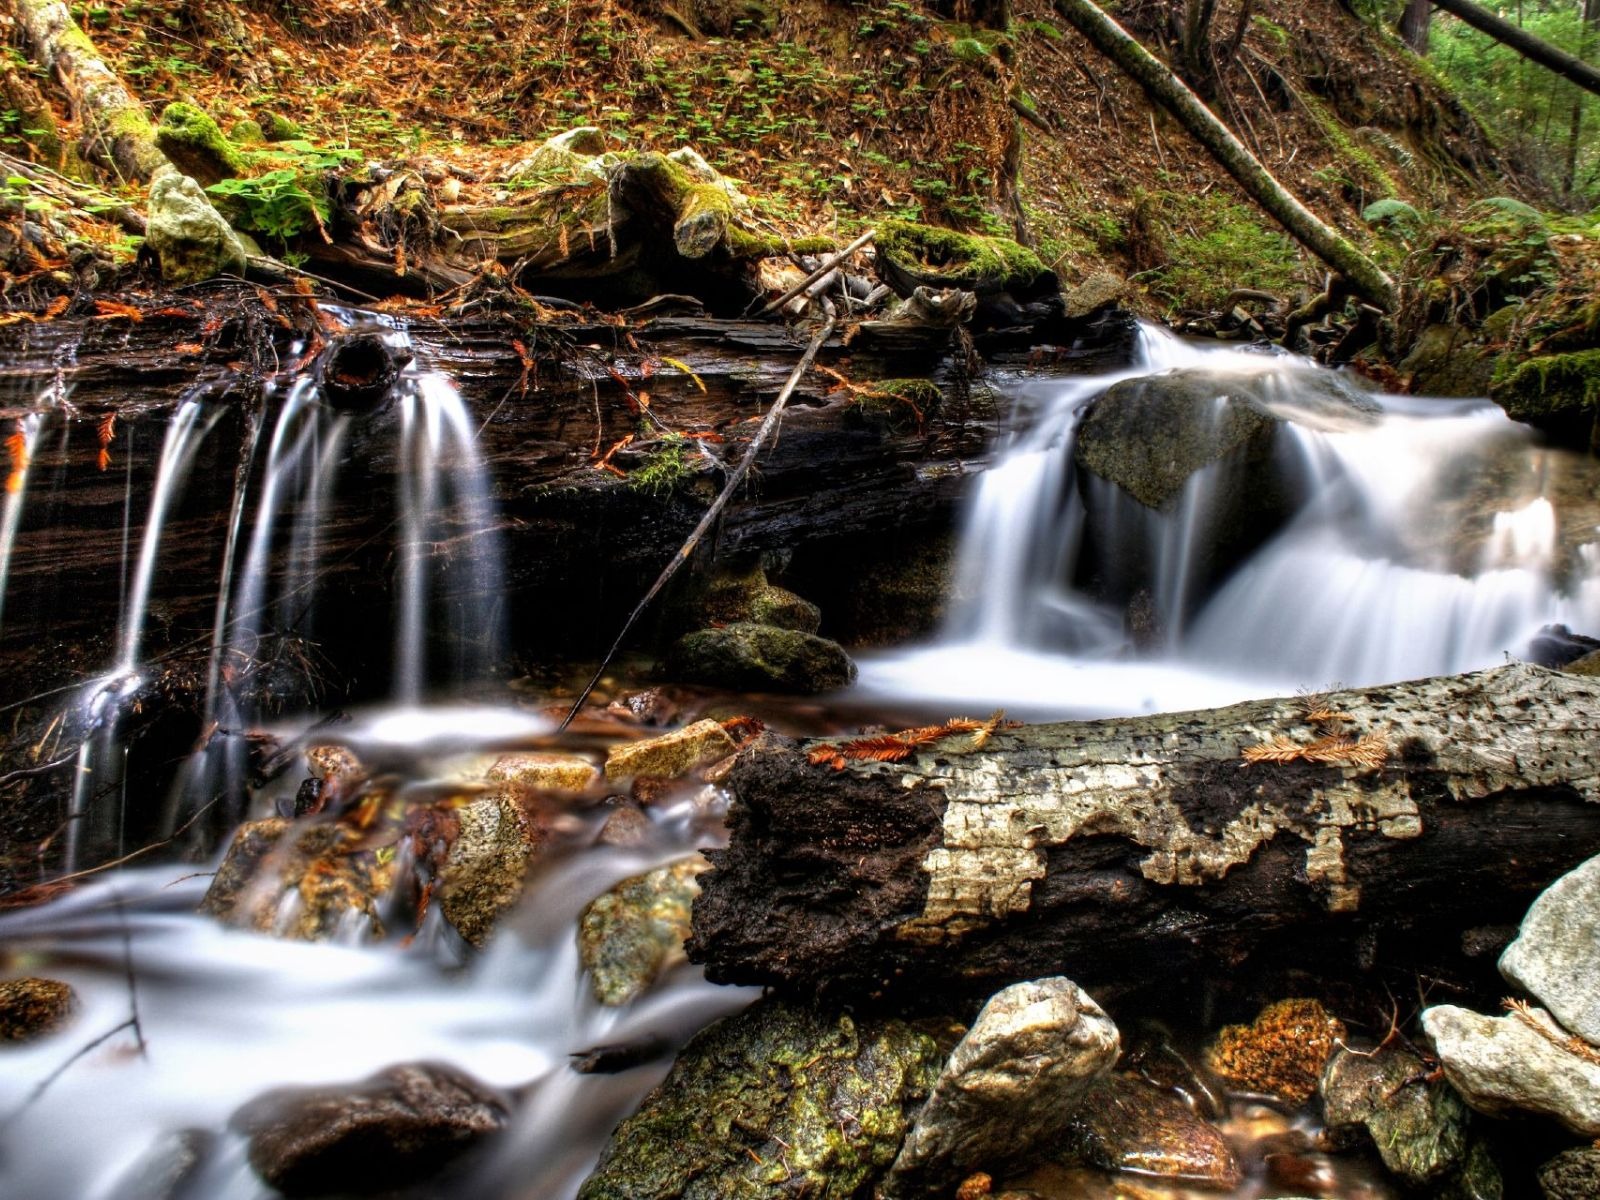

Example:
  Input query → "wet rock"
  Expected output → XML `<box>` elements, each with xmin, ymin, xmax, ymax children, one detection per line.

<box><xmin>199</xmin><ymin>818</ymin><xmax>394</xmax><ymax>942</ymax></box>
<box><xmin>690</xmin><ymin>562</ymin><xmax>822</xmax><ymax>634</ymax></box>
<box><xmin>1063</xmin><ymin>272</ymin><xmax>1129</xmax><ymax>319</ymax></box>
<box><xmin>1058</xmin><ymin>1073</ymin><xmax>1241</xmax><ymax>1188</ymax></box>
<box><xmin>578</xmin><ymin>998</ymin><xmax>942</xmax><ymax>1200</ymax></box>
<box><xmin>884</xmin><ymin>977</ymin><xmax>1120</xmax><ymax>1196</ymax></box>
<box><xmin>1206</xmin><ymin>998</ymin><xmax>1346</xmax><ymax>1106</ymax></box>
<box><xmin>1439</xmin><ymin>1140</ymin><xmax>1504</xmax><ymax>1200</ymax></box>
<box><xmin>486</xmin><ymin>751</ymin><xmax>599</xmax><ymax>793</ymax></box>
<box><xmin>1539</xmin><ymin>1145</ymin><xmax>1600</xmax><ymax>1199</ymax></box>
<box><xmin>578</xmin><ymin>855</ymin><xmax>709</xmax><ymax>1006</ymax></box>
<box><xmin>665</xmin><ymin>623</ymin><xmax>856</xmax><ymax>693</ymax></box>
<box><xmin>1567</xmin><ymin>649</ymin><xmax>1600</xmax><ymax>677</ymax></box>
<box><xmin>0</xmin><ymin>976</ymin><xmax>76</xmax><ymax>1041</ymax></box>
<box><xmin>108</xmin><ymin>1129</ymin><xmax>214</xmax><ymax>1200</ymax></box>
<box><xmin>1499</xmin><ymin>852</ymin><xmax>1600</xmax><ymax>1046</ymax></box>
<box><xmin>145</xmin><ymin>166</ymin><xmax>248</xmax><ymax>286</ymax></box>
<box><xmin>604</xmin><ymin>719</ymin><xmax>736</xmax><ymax>782</ymax></box>
<box><xmin>1400</xmin><ymin>323</ymin><xmax>1495</xmax><ymax>397</ymax></box>
<box><xmin>1422</xmin><ymin>1003</ymin><xmax>1600</xmax><ymax>1135</ymax></box>
<box><xmin>234</xmin><ymin>1062</ymin><xmax>510</xmax><ymax>1197</ymax></box>
<box><xmin>1321</xmin><ymin>1043</ymin><xmax>1470</xmax><ymax>1184</ymax></box>
<box><xmin>437</xmin><ymin>793</ymin><xmax>543</xmax><ymax>947</ymax></box>
<box><xmin>296</xmin><ymin>742</ymin><xmax>366</xmax><ymax>816</ymax></box>
<box><xmin>1524</xmin><ymin>624</ymin><xmax>1600</xmax><ymax>669</ymax></box>
<box><xmin>595</xmin><ymin>800</ymin><xmax>652</xmax><ymax>847</ymax></box>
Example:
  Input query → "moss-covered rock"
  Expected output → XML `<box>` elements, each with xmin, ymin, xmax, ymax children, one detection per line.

<box><xmin>504</xmin><ymin>126</ymin><xmax>612</xmax><ymax>186</ymax></box>
<box><xmin>154</xmin><ymin>102</ymin><xmax>246</xmax><ymax>184</ymax></box>
<box><xmin>0</xmin><ymin>977</ymin><xmax>77</xmax><ymax>1041</ymax></box>
<box><xmin>688</xmin><ymin>562</ymin><xmax>822</xmax><ymax>634</ymax></box>
<box><xmin>578</xmin><ymin>998</ymin><xmax>943</xmax><ymax>1200</ymax></box>
<box><xmin>875</xmin><ymin>219</ymin><xmax>1050</xmax><ymax>299</ymax></box>
<box><xmin>258</xmin><ymin>111</ymin><xmax>306</xmax><ymax>143</ymax></box>
<box><xmin>229</xmin><ymin>119</ymin><xmax>266</xmax><ymax>146</ymax></box>
<box><xmin>1321</xmin><ymin>1044</ymin><xmax>1472</xmax><ymax>1185</ymax></box>
<box><xmin>145</xmin><ymin>167</ymin><xmax>248</xmax><ymax>286</ymax></box>
<box><xmin>578</xmin><ymin>855</ymin><xmax>709</xmax><ymax>1006</ymax></box>
<box><xmin>665</xmin><ymin>623</ymin><xmax>856</xmax><ymax>693</ymax></box>
<box><xmin>436</xmin><ymin>793</ymin><xmax>544</xmax><ymax>948</ymax></box>
<box><xmin>1206</xmin><ymin>998</ymin><xmax>1346</xmax><ymax>1107</ymax></box>
<box><xmin>1493</xmin><ymin>350</ymin><xmax>1600</xmax><ymax>423</ymax></box>
<box><xmin>1400</xmin><ymin>324</ymin><xmax>1495</xmax><ymax>398</ymax></box>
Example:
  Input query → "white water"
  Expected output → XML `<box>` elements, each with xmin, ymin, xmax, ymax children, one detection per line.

<box><xmin>859</xmin><ymin>326</ymin><xmax>1600</xmax><ymax>719</ymax></box>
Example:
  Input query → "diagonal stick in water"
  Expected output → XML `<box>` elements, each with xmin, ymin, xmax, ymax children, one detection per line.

<box><xmin>558</xmin><ymin>318</ymin><xmax>837</xmax><ymax>731</ymax></box>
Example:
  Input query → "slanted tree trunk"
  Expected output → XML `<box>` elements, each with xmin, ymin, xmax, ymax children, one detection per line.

<box><xmin>689</xmin><ymin>664</ymin><xmax>1600</xmax><ymax>1004</ymax></box>
<box><xmin>11</xmin><ymin>0</ymin><xmax>167</xmax><ymax>181</ymax></box>
<box><xmin>1398</xmin><ymin>0</ymin><xmax>1433</xmax><ymax>53</ymax></box>
<box><xmin>1051</xmin><ymin>0</ymin><xmax>1399</xmax><ymax>310</ymax></box>
<box><xmin>1429</xmin><ymin>0</ymin><xmax>1600</xmax><ymax>99</ymax></box>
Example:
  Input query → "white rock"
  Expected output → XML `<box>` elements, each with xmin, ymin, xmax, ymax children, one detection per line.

<box><xmin>1500</xmin><ymin>853</ymin><xmax>1600</xmax><ymax>1047</ymax></box>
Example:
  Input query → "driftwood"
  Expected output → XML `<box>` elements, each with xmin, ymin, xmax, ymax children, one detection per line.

<box><xmin>1051</xmin><ymin>0</ymin><xmax>1398</xmax><ymax>311</ymax></box>
<box><xmin>689</xmin><ymin>664</ymin><xmax>1600</xmax><ymax>1004</ymax></box>
<box><xmin>1429</xmin><ymin>0</ymin><xmax>1600</xmax><ymax>100</ymax></box>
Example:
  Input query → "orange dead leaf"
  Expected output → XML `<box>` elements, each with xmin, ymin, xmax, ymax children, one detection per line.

<box><xmin>5</xmin><ymin>427</ymin><xmax>29</xmax><ymax>494</ymax></box>
<box><xmin>593</xmin><ymin>433</ymin><xmax>634</xmax><ymax>477</ymax></box>
<box><xmin>92</xmin><ymin>299</ymin><xmax>144</xmax><ymax>322</ymax></box>
<box><xmin>720</xmin><ymin>715</ymin><xmax>766</xmax><ymax>746</ymax></box>
<box><xmin>95</xmin><ymin>412</ymin><xmax>116</xmax><ymax>472</ymax></box>
<box><xmin>39</xmin><ymin>296</ymin><xmax>70</xmax><ymax>321</ymax></box>
<box><xmin>808</xmin><ymin>715</ymin><xmax>1011</xmax><ymax>770</ymax></box>
<box><xmin>173</xmin><ymin>342</ymin><xmax>205</xmax><ymax>356</ymax></box>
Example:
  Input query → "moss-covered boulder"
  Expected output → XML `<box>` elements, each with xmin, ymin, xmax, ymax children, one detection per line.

<box><xmin>436</xmin><ymin>793</ymin><xmax>545</xmax><ymax>948</ymax></box>
<box><xmin>875</xmin><ymin>220</ymin><xmax>1052</xmax><ymax>300</ymax></box>
<box><xmin>687</xmin><ymin>562</ymin><xmax>822</xmax><ymax>635</ymax></box>
<box><xmin>258</xmin><ymin>111</ymin><xmax>306</xmax><ymax>143</ymax></box>
<box><xmin>665</xmin><ymin>623</ymin><xmax>856</xmax><ymax>693</ymax></box>
<box><xmin>1321</xmin><ymin>1044</ymin><xmax>1475</xmax><ymax>1186</ymax></box>
<box><xmin>1493</xmin><ymin>350</ymin><xmax>1600</xmax><ymax>449</ymax></box>
<box><xmin>154</xmin><ymin>102</ymin><xmax>246</xmax><ymax>184</ymax></box>
<box><xmin>577</xmin><ymin>999</ymin><xmax>943</xmax><ymax>1200</ymax></box>
<box><xmin>145</xmin><ymin>167</ymin><xmax>249</xmax><ymax>286</ymax></box>
<box><xmin>504</xmin><ymin>126</ymin><xmax>612</xmax><ymax>186</ymax></box>
<box><xmin>0</xmin><ymin>977</ymin><xmax>77</xmax><ymax>1041</ymax></box>
<box><xmin>578</xmin><ymin>855</ymin><xmax>709</xmax><ymax>1006</ymax></box>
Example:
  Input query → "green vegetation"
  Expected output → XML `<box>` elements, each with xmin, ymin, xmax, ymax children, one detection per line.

<box><xmin>1492</xmin><ymin>348</ymin><xmax>1600</xmax><ymax>418</ymax></box>
<box><xmin>1134</xmin><ymin>190</ymin><xmax>1306</xmax><ymax>311</ymax></box>
<box><xmin>876</xmin><ymin>219</ymin><xmax>1047</xmax><ymax>289</ymax></box>
<box><xmin>155</xmin><ymin>102</ymin><xmax>245</xmax><ymax>182</ymax></box>
<box><xmin>629</xmin><ymin>433</ymin><xmax>695</xmax><ymax>495</ymax></box>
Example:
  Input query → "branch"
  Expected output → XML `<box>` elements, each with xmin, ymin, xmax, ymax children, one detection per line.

<box><xmin>1429</xmin><ymin>0</ymin><xmax>1600</xmax><ymax>99</ymax></box>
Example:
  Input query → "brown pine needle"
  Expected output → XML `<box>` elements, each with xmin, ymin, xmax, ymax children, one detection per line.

<box><xmin>1505</xmin><ymin>998</ymin><xmax>1600</xmax><ymax>1067</ymax></box>
<box><xmin>808</xmin><ymin>713</ymin><xmax>1014</xmax><ymax>771</ymax></box>
<box><xmin>1241</xmin><ymin>730</ymin><xmax>1389</xmax><ymax>769</ymax></box>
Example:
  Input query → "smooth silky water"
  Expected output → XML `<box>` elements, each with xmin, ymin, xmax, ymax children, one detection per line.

<box><xmin>1</xmin><ymin>324</ymin><xmax>1597</xmax><ymax>1198</ymax></box>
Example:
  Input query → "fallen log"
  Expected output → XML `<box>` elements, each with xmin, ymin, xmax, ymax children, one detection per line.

<box><xmin>1429</xmin><ymin>0</ymin><xmax>1600</xmax><ymax>100</ymax></box>
<box><xmin>689</xmin><ymin>663</ymin><xmax>1600</xmax><ymax>1004</ymax></box>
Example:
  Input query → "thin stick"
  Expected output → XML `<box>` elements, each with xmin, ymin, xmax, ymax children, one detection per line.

<box><xmin>112</xmin><ymin>886</ymin><xmax>147</xmax><ymax>1057</ymax></box>
<box><xmin>0</xmin><ymin>1019</ymin><xmax>138</xmax><ymax>1132</ymax></box>
<box><xmin>558</xmin><ymin>318</ymin><xmax>836</xmax><ymax>731</ymax></box>
<box><xmin>754</xmin><ymin>231</ymin><xmax>875</xmax><ymax>317</ymax></box>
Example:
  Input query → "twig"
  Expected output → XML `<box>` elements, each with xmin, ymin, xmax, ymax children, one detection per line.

<box><xmin>0</xmin><ymin>752</ymin><xmax>76</xmax><ymax>787</ymax></box>
<box><xmin>112</xmin><ymin>886</ymin><xmax>147</xmax><ymax>1058</ymax></box>
<box><xmin>558</xmin><ymin>318</ymin><xmax>836</xmax><ymax>730</ymax></box>
<box><xmin>753</xmin><ymin>230</ymin><xmax>875</xmax><ymax>317</ymax></box>
<box><xmin>42</xmin><ymin>795</ymin><xmax>223</xmax><ymax>889</ymax></box>
<box><xmin>0</xmin><ymin>1019</ymin><xmax>139</xmax><ymax>1133</ymax></box>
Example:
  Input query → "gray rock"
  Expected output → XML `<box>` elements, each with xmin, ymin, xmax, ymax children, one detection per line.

<box><xmin>884</xmin><ymin>977</ymin><xmax>1120</xmax><ymax>1196</ymax></box>
<box><xmin>1500</xmin><ymin>853</ymin><xmax>1600</xmax><ymax>1046</ymax></box>
<box><xmin>1539</xmin><ymin>1146</ymin><xmax>1600</xmax><ymax>1199</ymax></box>
<box><xmin>1321</xmin><ymin>1044</ymin><xmax>1470</xmax><ymax>1184</ymax></box>
<box><xmin>1057</xmin><ymin>1074</ymin><xmax>1241</xmax><ymax>1188</ymax></box>
<box><xmin>578</xmin><ymin>855</ymin><xmax>709</xmax><ymax>1006</ymax></box>
<box><xmin>578</xmin><ymin>999</ymin><xmax>942</xmax><ymax>1200</ymax></box>
<box><xmin>437</xmin><ymin>792</ymin><xmax>544</xmax><ymax>947</ymax></box>
<box><xmin>144</xmin><ymin>167</ymin><xmax>247</xmax><ymax>286</ymax></box>
<box><xmin>665</xmin><ymin>622</ymin><xmax>856</xmax><ymax>693</ymax></box>
<box><xmin>1422</xmin><ymin>1004</ymin><xmax>1600</xmax><ymax>1135</ymax></box>
<box><xmin>234</xmin><ymin>1062</ymin><xmax>509</xmax><ymax>1197</ymax></box>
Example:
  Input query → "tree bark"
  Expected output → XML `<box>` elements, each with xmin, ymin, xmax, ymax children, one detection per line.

<box><xmin>1398</xmin><ymin>0</ymin><xmax>1433</xmax><ymax>53</ymax></box>
<box><xmin>1429</xmin><ymin>0</ymin><xmax>1600</xmax><ymax>99</ymax></box>
<box><xmin>1051</xmin><ymin>0</ymin><xmax>1398</xmax><ymax>311</ymax></box>
<box><xmin>11</xmin><ymin>0</ymin><xmax>167</xmax><ymax>181</ymax></box>
<box><xmin>689</xmin><ymin>664</ymin><xmax>1600</xmax><ymax>1004</ymax></box>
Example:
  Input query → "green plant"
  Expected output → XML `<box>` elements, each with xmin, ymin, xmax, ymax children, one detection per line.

<box><xmin>207</xmin><ymin>170</ymin><xmax>325</xmax><ymax>242</ymax></box>
<box><xmin>629</xmin><ymin>433</ymin><xmax>693</xmax><ymax>495</ymax></box>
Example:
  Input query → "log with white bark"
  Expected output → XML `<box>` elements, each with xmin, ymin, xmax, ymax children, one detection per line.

<box><xmin>688</xmin><ymin>664</ymin><xmax>1600</xmax><ymax>1003</ymax></box>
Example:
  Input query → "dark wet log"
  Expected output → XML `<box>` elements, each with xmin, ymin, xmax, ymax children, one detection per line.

<box><xmin>689</xmin><ymin>664</ymin><xmax>1600</xmax><ymax>1005</ymax></box>
<box><xmin>316</xmin><ymin>332</ymin><xmax>410</xmax><ymax>410</ymax></box>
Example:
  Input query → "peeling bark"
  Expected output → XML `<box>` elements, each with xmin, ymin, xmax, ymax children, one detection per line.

<box><xmin>690</xmin><ymin>664</ymin><xmax>1600</xmax><ymax>1003</ymax></box>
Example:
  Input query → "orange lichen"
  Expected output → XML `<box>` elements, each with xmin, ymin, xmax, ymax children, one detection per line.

<box><xmin>1205</xmin><ymin>998</ymin><xmax>1347</xmax><ymax>1105</ymax></box>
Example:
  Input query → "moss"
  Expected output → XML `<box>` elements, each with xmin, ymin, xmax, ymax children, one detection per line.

<box><xmin>1492</xmin><ymin>350</ymin><xmax>1600</xmax><ymax>421</ymax></box>
<box><xmin>1138</xmin><ymin>190</ymin><xmax>1304</xmax><ymax>312</ymax></box>
<box><xmin>155</xmin><ymin>101</ymin><xmax>246</xmax><ymax>183</ymax></box>
<box><xmin>787</xmin><ymin>234</ymin><xmax>837</xmax><ymax>255</ymax></box>
<box><xmin>855</xmin><ymin>378</ymin><xmax>943</xmax><ymax>432</ymax></box>
<box><xmin>876</xmin><ymin>219</ymin><xmax>1046</xmax><ymax>291</ymax></box>
<box><xmin>629</xmin><ymin>433</ymin><xmax>695</xmax><ymax>494</ymax></box>
<box><xmin>258</xmin><ymin>111</ymin><xmax>306</xmax><ymax>142</ymax></box>
<box><xmin>1301</xmin><ymin>95</ymin><xmax>1400</xmax><ymax>203</ymax></box>
<box><xmin>229</xmin><ymin>119</ymin><xmax>266</xmax><ymax>146</ymax></box>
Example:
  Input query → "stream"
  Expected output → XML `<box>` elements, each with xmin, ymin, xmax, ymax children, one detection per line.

<box><xmin>0</xmin><ymin>318</ymin><xmax>1597</xmax><ymax>1199</ymax></box>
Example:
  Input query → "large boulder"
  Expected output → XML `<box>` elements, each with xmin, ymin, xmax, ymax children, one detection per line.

<box><xmin>578</xmin><ymin>999</ymin><xmax>942</xmax><ymax>1200</ymax></box>
<box><xmin>145</xmin><ymin>167</ymin><xmax>248</xmax><ymax>286</ymax></box>
<box><xmin>665</xmin><ymin>623</ymin><xmax>856</xmax><ymax>693</ymax></box>
<box><xmin>1499</xmin><ymin>852</ymin><xmax>1600</xmax><ymax>1046</ymax></box>
<box><xmin>233</xmin><ymin>1062</ymin><xmax>510</xmax><ymax>1197</ymax></box>
<box><xmin>883</xmin><ymin>978</ymin><xmax>1120</xmax><ymax>1196</ymax></box>
<box><xmin>578</xmin><ymin>855</ymin><xmax>709</xmax><ymax>1006</ymax></box>
<box><xmin>1422</xmin><ymin>1004</ymin><xmax>1600</xmax><ymax>1136</ymax></box>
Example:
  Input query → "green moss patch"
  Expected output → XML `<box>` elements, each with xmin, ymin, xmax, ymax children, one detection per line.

<box><xmin>876</xmin><ymin>219</ymin><xmax>1047</xmax><ymax>294</ymax></box>
<box><xmin>1492</xmin><ymin>350</ymin><xmax>1600</xmax><ymax>421</ymax></box>
<box><xmin>155</xmin><ymin>102</ymin><xmax>245</xmax><ymax>184</ymax></box>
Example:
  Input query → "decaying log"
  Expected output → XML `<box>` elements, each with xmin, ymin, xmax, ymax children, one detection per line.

<box><xmin>689</xmin><ymin>664</ymin><xmax>1600</xmax><ymax>1004</ymax></box>
<box><xmin>1051</xmin><ymin>0</ymin><xmax>1398</xmax><ymax>311</ymax></box>
<box><xmin>11</xmin><ymin>0</ymin><xmax>166</xmax><ymax>181</ymax></box>
<box><xmin>1428</xmin><ymin>0</ymin><xmax>1600</xmax><ymax>100</ymax></box>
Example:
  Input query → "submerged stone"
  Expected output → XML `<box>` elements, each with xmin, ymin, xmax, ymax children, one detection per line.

<box><xmin>604</xmin><ymin>719</ymin><xmax>736</xmax><ymax>781</ymax></box>
<box><xmin>1321</xmin><ymin>1043</ymin><xmax>1471</xmax><ymax>1185</ymax></box>
<box><xmin>1499</xmin><ymin>852</ymin><xmax>1600</xmax><ymax>1046</ymax></box>
<box><xmin>578</xmin><ymin>998</ymin><xmax>942</xmax><ymax>1200</ymax></box>
<box><xmin>665</xmin><ymin>623</ymin><xmax>856</xmax><ymax>693</ymax></box>
<box><xmin>234</xmin><ymin>1062</ymin><xmax>509</xmax><ymax>1197</ymax></box>
<box><xmin>1057</xmin><ymin>1074</ymin><xmax>1241</xmax><ymax>1189</ymax></box>
<box><xmin>0</xmin><ymin>977</ymin><xmax>77</xmax><ymax>1041</ymax></box>
<box><xmin>578</xmin><ymin>855</ymin><xmax>709</xmax><ymax>1006</ymax></box>
<box><xmin>884</xmin><ymin>977</ymin><xmax>1120</xmax><ymax>1196</ymax></box>
<box><xmin>486</xmin><ymin>751</ymin><xmax>599</xmax><ymax>793</ymax></box>
<box><xmin>1206</xmin><ymin>998</ymin><xmax>1346</xmax><ymax>1107</ymax></box>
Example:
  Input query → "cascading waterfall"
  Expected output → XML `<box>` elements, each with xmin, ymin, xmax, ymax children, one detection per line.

<box><xmin>0</xmin><ymin>408</ymin><xmax>47</xmax><ymax>635</ymax></box>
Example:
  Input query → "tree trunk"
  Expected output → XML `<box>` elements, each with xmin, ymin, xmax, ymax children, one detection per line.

<box><xmin>1050</xmin><ymin>0</ymin><xmax>1399</xmax><ymax>311</ymax></box>
<box><xmin>1398</xmin><ymin>0</ymin><xmax>1433</xmax><ymax>53</ymax></box>
<box><xmin>1429</xmin><ymin>0</ymin><xmax>1600</xmax><ymax>99</ymax></box>
<box><xmin>11</xmin><ymin>0</ymin><xmax>167</xmax><ymax>181</ymax></box>
<box><xmin>689</xmin><ymin>664</ymin><xmax>1600</xmax><ymax>1005</ymax></box>
<box><xmin>1562</xmin><ymin>0</ymin><xmax>1600</xmax><ymax>196</ymax></box>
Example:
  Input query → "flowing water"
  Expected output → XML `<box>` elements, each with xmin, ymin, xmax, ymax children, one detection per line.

<box><xmin>1</xmin><ymin>322</ymin><xmax>1598</xmax><ymax>1198</ymax></box>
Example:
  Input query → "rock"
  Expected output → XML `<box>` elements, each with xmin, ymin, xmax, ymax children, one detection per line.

<box><xmin>258</xmin><ymin>110</ymin><xmax>305</xmax><ymax>142</ymax></box>
<box><xmin>1400</xmin><ymin>323</ymin><xmax>1495</xmax><ymax>398</ymax></box>
<box><xmin>199</xmin><ymin>818</ymin><xmax>394</xmax><ymax>942</ymax></box>
<box><xmin>1567</xmin><ymin>650</ymin><xmax>1600</xmax><ymax>677</ymax></box>
<box><xmin>595</xmin><ymin>801</ymin><xmax>652</xmax><ymax>847</ymax></box>
<box><xmin>689</xmin><ymin>562</ymin><xmax>822</xmax><ymax>634</ymax></box>
<box><xmin>578</xmin><ymin>998</ymin><xmax>942</xmax><ymax>1200</ymax></box>
<box><xmin>1539</xmin><ymin>1146</ymin><xmax>1600</xmax><ymax>1199</ymax></box>
<box><xmin>1057</xmin><ymin>1073</ymin><xmax>1241</xmax><ymax>1189</ymax></box>
<box><xmin>1423</xmin><ymin>1003</ymin><xmax>1600</xmax><ymax>1135</ymax></box>
<box><xmin>1500</xmin><ymin>853</ymin><xmax>1600</xmax><ymax>1046</ymax></box>
<box><xmin>1440</xmin><ymin>1140</ymin><xmax>1504</xmax><ymax>1200</ymax></box>
<box><xmin>437</xmin><ymin>793</ymin><xmax>543</xmax><ymax>947</ymax></box>
<box><xmin>1524</xmin><ymin>624</ymin><xmax>1600</xmax><ymax>669</ymax></box>
<box><xmin>665</xmin><ymin>623</ymin><xmax>856</xmax><ymax>694</ymax></box>
<box><xmin>144</xmin><ymin>167</ymin><xmax>248</xmax><ymax>286</ymax></box>
<box><xmin>0</xmin><ymin>976</ymin><xmax>76</xmax><ymax>1041</ymax></box>
<box><xmin>883</xmin><ymin>977</ymin><xmax>1119</xmax><ymax>1196</ymax></box>
<box><xmin>1206</xmin><ymin>998</ymin><xmax>1346</xmax><ymax>1107</ymax></box>
<box><xmin>1320</xmin><ymin>1043</ymin><xmax>1471</xmax><ymax>1184</ymax></box>
<box><xmin>234</xmin><ymin>1062</ymin><xmax>510</xmax><ymax>1197</ymax></box>
<box><xmin>486</xmin><ymin>751</ymin><xmax>599</xmax><ymax>793</ymax></box>
<box><xmin>504</xmin><ymin>126</ymin><xmax>611</xmax><ymax>185</ymax></box>
<box><xmin>1063</xmin><ymin>272</ymin><xmax>1129</xmax><ymax>319</ymax></box>
<box><xmin>604</xmin><ymin>719</ymin><xmax>737</xmax><ymax>781</ymax></box>
<box><xmin>154</xmin><ymin>102</ymin><xmax>245</xmax><ymax>184</ymax></box>
<box><xmin>578</xmin><ymin>855</ymin><xmax>709</xmax><ymax>1006</ymax></box>
<box><xmin>1493</xmin><ymin>350</ymin><xmax>1600</xmax><ymax>434</ymax></box>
